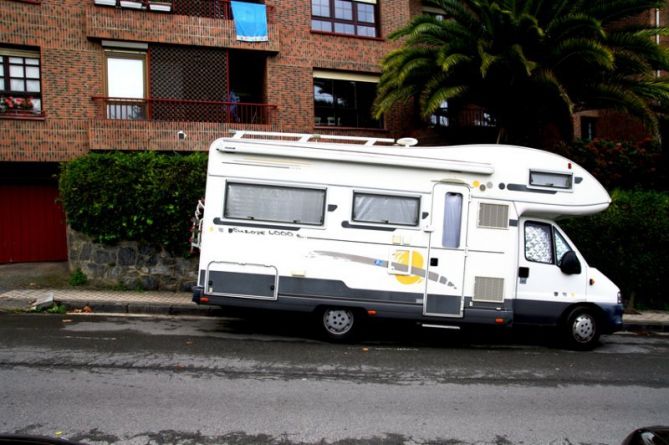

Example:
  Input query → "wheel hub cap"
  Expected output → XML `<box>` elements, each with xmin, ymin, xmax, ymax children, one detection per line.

<box><xmin>572</xmin><ymin>314</ymin><xmax>595</xmax><ymax>343</ymax></box>
<box><xmin>324</xmin><ymin>309</ymin><xmax>354</xmax><ymax>335</ymax></box>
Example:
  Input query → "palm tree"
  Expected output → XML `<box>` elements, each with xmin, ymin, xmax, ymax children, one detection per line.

<box><xmin>374</xmin><ymin>0</ymin><xmax>669</xmax><ymax>145</ymax></box>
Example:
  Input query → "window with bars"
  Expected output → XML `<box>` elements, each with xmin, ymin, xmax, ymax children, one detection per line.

<box><xmin>0</xmin><ymin>48</ymin><xmax>42</xmax><ymax>113</ymax></box>
<box><xmin>311</xmin><ymin>0</ymin><xmax>379</xmax><ymax>38</ymax></box>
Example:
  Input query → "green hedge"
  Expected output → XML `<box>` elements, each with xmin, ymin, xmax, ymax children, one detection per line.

<box><xmin>561</xmin><ymin>189</ymin><xmax>669</xmax><ymax>309</ymax></box>
<box><xmin>59</xmin><ymin>151</ymin><xmax>207</xmax><ymax>254</ymax></box>
<box><xmin>553</xmin><ymin>139</ymin><xmax>667</xmax><ymax>191</ymax></box>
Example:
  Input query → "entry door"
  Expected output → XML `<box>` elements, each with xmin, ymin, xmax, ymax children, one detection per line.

<box><xmin>515</xmin><ymin>218</ymin><xmax>587</xmax><ymax>322</ymax></box>
<box><xmin>424</xmin><ymin>184</ymin><xmax>469</xmax><ymax>317</ymax></box>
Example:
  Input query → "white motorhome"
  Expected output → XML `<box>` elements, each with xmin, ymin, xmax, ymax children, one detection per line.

<box><xmin>192</xmin><ymin>131</ymin><xmax>623</xmax><ymax>349</ymax></box>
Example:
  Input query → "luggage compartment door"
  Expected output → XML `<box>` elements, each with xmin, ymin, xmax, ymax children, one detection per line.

<box><xmin>205</xmin><ymin>261</ymin><xmax>279</xmax><ymax>300</ymax></box>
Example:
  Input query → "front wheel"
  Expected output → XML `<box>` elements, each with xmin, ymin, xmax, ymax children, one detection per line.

<box><xmin>563</xmin><ymin>307</ymin><xmax>600</xmax><ymax>350</ymax></box>
<box><xmin>320</xmin><ymin>308</ymin><xmax>359</xmax><ymax>342</ymax></box>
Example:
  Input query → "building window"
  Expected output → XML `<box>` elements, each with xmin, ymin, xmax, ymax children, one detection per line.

<box><xmin>311</xmin><ymin>0</ymin><xmax>378</xmax><ymax>38</ymax></box>
<box><xmin>430</xmin><ymin>101</ymin><xmax>449</xmax><ymax>127</ymax></box>
<box><xmin>0</xmin><ymin>48</ymin><xmax>42</xmax><ymax>113</ymax></box>
<box><xmin>105</xmin><ymin>51</ymin><xmax>146</xmax><ymax>120</ymax></box>
<box><xmin>352</xmin><ymin>192</ymin><xmax>420</xmax><ymax>227</ymax></box>
<box><xmin>314</xmin><ymin>73</ymin><xmax>382</xmax><ymax>128</ymax></box>
<box><xmin>422</xmin><ymin>5</ymin><xmax>445</xmax><ymax>21</ymax></box>
<box><xmin>581</xmin><ymin>116</ymin><xmax>597</xmax><ymax>140</ymax></box>
<box><xmin>224</xmin><ymin>182</ymin><xmax>326</xmax><ymax>226</ymax></box>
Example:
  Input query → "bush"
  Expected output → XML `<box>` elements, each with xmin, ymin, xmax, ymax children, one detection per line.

<box><xmin>561</xmin><ymin>190</ymin><xmax>669</xmax><ymax>309</ymax></box>
<box><xmin>68</xmin><ymin>268</ymin><xmax>88</xmax><ymax>287</ymax></box>
<box><xmin>59</xmin><ymin>151</ymin><xmax>207</xmax><ymax>254</ymax></box>
<box><xmin>553</xmin><ymin>138</ymin><xmax>667</xmax><ymax>191</ymax></box>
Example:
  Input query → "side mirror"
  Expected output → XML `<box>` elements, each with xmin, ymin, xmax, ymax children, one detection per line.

<box><xmin>558</xmin><ymin>251</ymin><xmax>581</xmax><ymax>275</ymax></box>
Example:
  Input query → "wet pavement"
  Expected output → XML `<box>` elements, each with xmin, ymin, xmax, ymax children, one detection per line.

<box><xmin>0</xmin><ymin>313</ymin><xmax>668</xmax><ymax>445</ymax></box>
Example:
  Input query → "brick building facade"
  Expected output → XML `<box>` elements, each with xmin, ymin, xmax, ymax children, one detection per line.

<box><xmin>0</xmin><ymin>0</ymin><xmax>424</xmax><ymax>262</ymax></box>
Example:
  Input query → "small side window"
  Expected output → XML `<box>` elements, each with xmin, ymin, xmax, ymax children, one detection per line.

<box><xmin>442</xmin><ymin>192</ymin><xmax>463</xmax><ymax>248</ymax></box>
<box><xmin>525</xmin><ymin>222</ymin><xmax>553</xmax><ymax>264</ymax></box>
<box><xmin>554</xmin><ymin>229</ymin><xmax>572</xmax><ymax>263</ymax></box>
<box><xmin>529</xmin><ymin>171</ymin><xmax>572</xmax><ymax>190</ymax></box>
<box><xmin>352</xmin><ymin>192</ymin><xmax>420</xmax><ymax>226</ymax></box>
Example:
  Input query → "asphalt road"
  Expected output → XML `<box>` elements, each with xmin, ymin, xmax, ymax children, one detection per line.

<box><xmin>0</xmin><ymin>313</ymin><xmax>668</xmax><ymax>445</ymax></box>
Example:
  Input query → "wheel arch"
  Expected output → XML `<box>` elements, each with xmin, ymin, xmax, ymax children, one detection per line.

<box><xmin>559</xmin><ymin>302</ymin><xmax>607</xmax><ymax>327</ymax></box>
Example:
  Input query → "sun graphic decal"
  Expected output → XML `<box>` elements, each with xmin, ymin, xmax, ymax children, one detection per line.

<box><xmin>392</xmin><ymin>250</ymin><xmax>424</xmax><ymax>285</ymax></box>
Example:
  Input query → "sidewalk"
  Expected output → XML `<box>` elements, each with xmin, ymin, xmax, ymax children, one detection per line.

<box><xmin>0</xmin><ymin>288</ymin><xmax>222</xmax><ymax>317</ymax></box>
<box><xmin>0</xmin><ymin>288</ymin><xmax>667</xmax><ymax>332</ymax></box>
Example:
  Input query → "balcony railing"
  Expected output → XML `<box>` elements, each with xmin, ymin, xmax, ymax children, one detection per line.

<box><xmin>92</xmin><ymin>97</ymin><xmax>278</xmax><ymax>125</ymax></box>
<box><xmin>430</xmin><ymin>109</ymin><xmax>497</xmax><ymax>128</ymax></box>
<box><xmin>93</xmin><ymin>0</ymin><xmax>273</xmax><ymax>21</ymax></box>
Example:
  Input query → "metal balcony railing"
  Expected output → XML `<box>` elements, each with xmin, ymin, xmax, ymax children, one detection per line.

<box><xmin>93</xmin><ymin>0</ymin><xmax>273</xmax><ymax>22</ymax></box>
<box><xmin>92</xmin><ymin>96</ymin><xmax>278</xmax><ymax>125</ymax></box>
<box><xmin>431</xmin><ymin>109</ymin><xmax>497</xmax><ymax>128</ymax></box>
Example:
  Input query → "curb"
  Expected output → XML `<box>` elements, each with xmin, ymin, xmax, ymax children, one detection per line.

<box><xmin>623</xmin><ymin>322</ymin><xmax>669</xmax><ymax>333</ymax></box>
<box><xmin>59</xmin><ymin>300</ymin><xmax>226</xmax><ymax>317</ymax></box>
<box><xmin>4</xmin><ymin>299</ymin><xmax>669</xmax><ymax>332</ymax></box>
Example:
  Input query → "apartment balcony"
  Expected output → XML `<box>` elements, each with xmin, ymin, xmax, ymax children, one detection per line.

<box><xmin>88</xmin><ymin>96</ymin><xmax>279</xmax><ymax>151</ymax></box>
<box><xmin>85</xmin><ymin>0</ymin><xmax>279</xmax><ymax>52</ymax></box>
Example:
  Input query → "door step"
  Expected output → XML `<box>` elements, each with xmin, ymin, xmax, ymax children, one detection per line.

<box><xmin>421</xmin><ymin>323</ymin><xmax>461</xmax><ymax>330</ymax></box>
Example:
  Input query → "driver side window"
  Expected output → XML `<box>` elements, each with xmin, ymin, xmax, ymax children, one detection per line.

<box><xmin>524</xmin><ymin>221</ymin><xmax>573</xmax><ymax>264</ymax></box>
<box><xmin>525</xmin><ymin>222</ymin><xmax>553</xmax><ymax>263</ymax></box>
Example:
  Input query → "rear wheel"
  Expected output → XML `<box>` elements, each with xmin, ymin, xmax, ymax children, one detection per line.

<box><xmin>321</xmin><ymin>308</ymin><xmax>359</xmax><ymax>342</ymax></box>
<box><xmin>564</xmin><ymin>307</ymin><xmax>600</xmax><ymax>350</ymax></box>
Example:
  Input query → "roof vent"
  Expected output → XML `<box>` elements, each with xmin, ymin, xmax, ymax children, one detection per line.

<box><xmin>396</xmin><ymin>137</ymin><xmax>418</xmax><ymax>148</ymax></box>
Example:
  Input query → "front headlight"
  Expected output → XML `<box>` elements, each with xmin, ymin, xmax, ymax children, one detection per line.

<box><xmin>617</xmin><ymin>291</ymin><xmax>622</xmax><ymax>305</ymax></box>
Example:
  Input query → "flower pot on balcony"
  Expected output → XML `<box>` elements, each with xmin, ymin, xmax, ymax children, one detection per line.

<box><xmin>120</xmin><ymin>0</ymin><xmax>144</xmax><ymax>9</ymax></box>
<box><xmin>94</xmin><ymin>0</ymin><xmax>118</xmax><ymax>6</ymax></box>
<box><xmin>148</xmin><ymin>1</ymin><xmax>171</xmax><ymax>12</ymax></box>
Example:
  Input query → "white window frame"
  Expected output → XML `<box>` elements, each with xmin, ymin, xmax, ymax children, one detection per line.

<box><xmin>351</xmin><ymin>191</ymin><xmax>421</xmax><ymax>228</ymax></box>
<box><xmin>223</xmin><ymin>181</ymin><xmax>327</xmax><ymax>227</ymax></box>
<box><xmin>528</xmin><ymin>169</ymin><xmax>574</xmax><ymax>191</ymax></box>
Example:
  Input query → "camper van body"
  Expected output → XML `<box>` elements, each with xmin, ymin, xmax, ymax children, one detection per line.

<box><xmin>193</xmin><ymin>131</ymin><xmax>623</xmax><ymax>348</ymax></box>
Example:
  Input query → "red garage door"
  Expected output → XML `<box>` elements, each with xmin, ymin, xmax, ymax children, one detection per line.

<box><xmin>0</xmin><ymin>185</ymin><xmax>68</xmax><ymax>263</ymax></box>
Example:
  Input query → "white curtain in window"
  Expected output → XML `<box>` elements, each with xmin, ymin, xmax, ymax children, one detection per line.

<box><xmin>353</xmin><ymin>193</ymin><xmax>419</xmax><ymax>226</ymax></box>
<box><xmin>442</xmin><ymin>193</ymin><xmax>462</xmax><ymax>248</ymax></box>
<box><xmin>107</xmin><ymin>57</ymin><xmax>144</xmax><ymax>98</ymax></box>
<box><xmin>225</xmin><ymin>183</ymin><xmax>325</xmax><ymax>225</ymax></box>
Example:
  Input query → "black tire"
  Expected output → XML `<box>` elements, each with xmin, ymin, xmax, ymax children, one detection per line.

<box><xmin>563</xmin><ymin>307</ymin><xmax>600</xmax><ymax>350</ymax></box>
<box><xmin>320</xmin><ymin>307</ymin><xmax>361</xmax><ymax>342</ymax></box>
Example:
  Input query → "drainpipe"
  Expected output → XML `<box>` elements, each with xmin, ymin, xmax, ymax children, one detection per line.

<box><xmin>657</xmin><ymin>8</ymin><xmax>661</xmax><ymax>78</ymax></box>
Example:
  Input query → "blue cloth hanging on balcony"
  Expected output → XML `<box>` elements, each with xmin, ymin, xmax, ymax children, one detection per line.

<box><xmin>230</xmin><ymin>1</ymin><xmax>269</xmax><ymax>42</ymax></box>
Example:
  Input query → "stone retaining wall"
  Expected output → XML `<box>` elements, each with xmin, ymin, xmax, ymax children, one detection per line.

<box><xmin>67</xmin><ymin>229</ymin><xmax>198</xmax><ymax>291</ymax></box>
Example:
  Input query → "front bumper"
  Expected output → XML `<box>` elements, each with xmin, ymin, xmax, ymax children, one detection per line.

<box><xmin>600</xmin><ymin>303</ymin><xmax>624</xmax><ymax>333</ymax></box>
